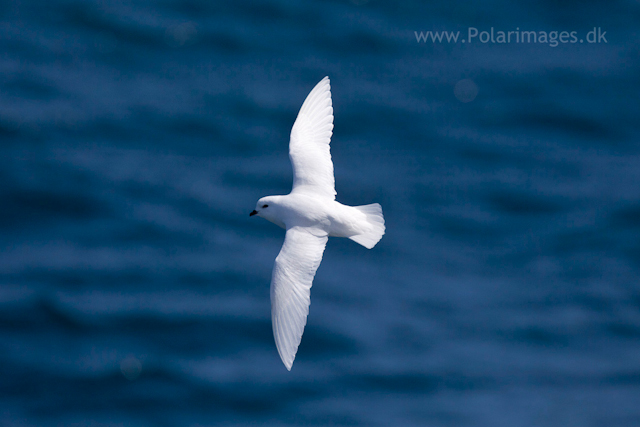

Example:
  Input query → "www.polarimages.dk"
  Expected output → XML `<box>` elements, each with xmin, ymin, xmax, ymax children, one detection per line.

<box><xmin>415</xmin><ymin>27</ymin><xmax>607</xmax><ymax>47</ymax></box>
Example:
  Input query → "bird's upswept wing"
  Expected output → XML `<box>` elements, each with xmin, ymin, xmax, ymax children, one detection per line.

<box><xmin>289</xmin><ymin>76</ymin><xmax>336</xmax><ymax>199</ymax></box>
<box><xmin>271</xmin><ymin>226</ymin><xmax>328</xmax><ymax>370</ymax></box>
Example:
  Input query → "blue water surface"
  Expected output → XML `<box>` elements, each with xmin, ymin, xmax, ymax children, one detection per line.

<box><xmin>1</xmin><ymin>0</ymin><xmax>640</xmax><ymax>426</ymax></box>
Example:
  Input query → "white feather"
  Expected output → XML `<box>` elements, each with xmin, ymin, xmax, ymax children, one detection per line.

<box><xmin>271</xmin><ymin>227</ymin><xmax>328</xmax><ymax>370</ymax></box>
<box><xmin>289</xmin><ymin>76</ymin><xmax>336</xmax><ymax>199</ymax></box>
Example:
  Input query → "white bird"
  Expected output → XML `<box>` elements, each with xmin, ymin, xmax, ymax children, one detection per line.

<box><xmin>250</xmin><ymin>77</ymin><xmax>385</xmax><ymax>370</ymax></box>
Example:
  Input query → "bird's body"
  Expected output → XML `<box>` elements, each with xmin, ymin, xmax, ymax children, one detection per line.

<box><xmin>256</xmin><ymin>192</ymin><xmax>376</xmax><ymax>240</ymax></box>
<box><xmin>251</xmin><ymin>77</ymin><xmax>384</xmax><ymax>370</ymax></box>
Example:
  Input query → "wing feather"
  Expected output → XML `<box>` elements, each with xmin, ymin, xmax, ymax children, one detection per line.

<box><xmin>270</xmin><ymin>226</ymin><xmax>328</xmax><ymax>370</ymax></box>
<box><xmin>289</xmin><ymin>77</ymin><xmax>336</xmax><ymax>199</ymax></box>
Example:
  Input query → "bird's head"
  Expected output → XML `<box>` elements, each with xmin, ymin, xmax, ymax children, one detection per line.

<box><xmin>250</xmin><ymin>196</ymin><xmax>285</xmax><ymax>228</ymax></box>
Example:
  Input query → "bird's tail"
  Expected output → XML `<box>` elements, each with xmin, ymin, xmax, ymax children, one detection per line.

<box><xmin>349</xmin><ymin>203</ymin><xmax>385</xmax><ymax>249</ymax></box>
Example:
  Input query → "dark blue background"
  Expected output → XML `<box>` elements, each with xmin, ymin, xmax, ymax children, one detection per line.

<box><xmin>2</xmin><ymin>0</ymin><xmax>639</xmax><ymax>425</ymax></box>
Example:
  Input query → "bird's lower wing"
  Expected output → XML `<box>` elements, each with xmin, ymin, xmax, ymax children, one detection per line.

<box><xmin>271</xmin><ymin>226</ymin><xmax>328</xmax><ymax>370</ymax></box>
<box><xmin>289</xmin><ymin>76</ymin><xmax>336</xmax><ymax>199</ymax></box>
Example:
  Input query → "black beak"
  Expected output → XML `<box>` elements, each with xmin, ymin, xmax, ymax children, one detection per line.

<box><xmin>249</xmin><ymin>210</ymin><xmax>258</xmax><ymax>217</ymax></box>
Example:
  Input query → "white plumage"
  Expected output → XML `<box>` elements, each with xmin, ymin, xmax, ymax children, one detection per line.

<box><xmin>251</xmin><ymin>77</ymin><xmax>385</xmax><ymax>370</ymax></box>
<box><xmin>289</xmin><ymin>77</ymin><xmax>336</xmax><ymax>199</ymax></box>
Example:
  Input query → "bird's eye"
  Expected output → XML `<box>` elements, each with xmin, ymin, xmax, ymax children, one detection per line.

<box><xmin>262</xmin><ymin>204</ymin><xmax>268</xmax><ymax>208</ymax></box>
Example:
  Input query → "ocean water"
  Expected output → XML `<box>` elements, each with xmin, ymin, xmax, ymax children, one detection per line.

<box><xmin>1</xmin><ymin>0</ymin><xmax>640</xmax><ymax>426</ymax></box>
